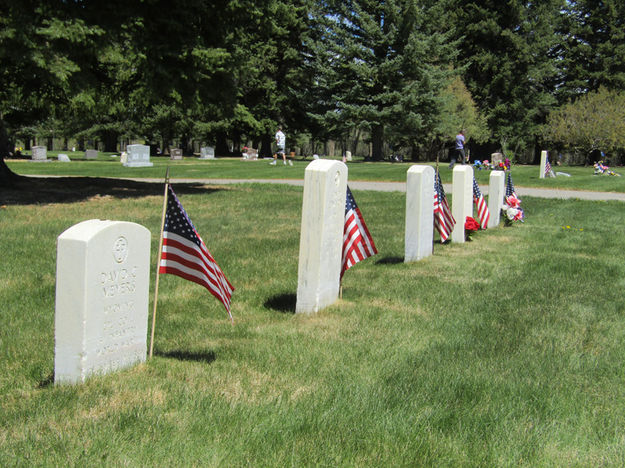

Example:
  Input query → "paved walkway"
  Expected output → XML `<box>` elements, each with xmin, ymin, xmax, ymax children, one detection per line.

<box><xmin>149</xmin><ymin>178</ymin><xmax>625</xmax><ymax>202</ymax></box>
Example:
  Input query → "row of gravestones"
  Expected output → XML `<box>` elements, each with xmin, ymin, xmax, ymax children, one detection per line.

<box><xmin>29</xmin><ymin>145</ymin><xmax>217</xmax><ymax>165</ymax></box>
<box><xmin>53</xmin><ymin>160</ymin><xmax>504</xmax><ymax>385</ymax></box>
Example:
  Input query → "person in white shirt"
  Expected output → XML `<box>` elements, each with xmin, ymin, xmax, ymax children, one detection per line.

<box><xmin>270</xmin><ymin>127</ymin><xmax>292</xmax><ymax>165</ymax></box>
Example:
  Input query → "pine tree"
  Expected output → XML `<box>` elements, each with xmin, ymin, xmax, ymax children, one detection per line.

<box><xmin>309</xmin><ymin>0</ymin><xmax>455</xmax><ymax>160</ymax></box>
<box><xmin>556</xmin><ymin>0</ymin><xmax>625</xmax><ymax>100</ymax></box>
<box><xmin>451</xmin><ymin>0</ymin><xmax>562</xmax><ymax>156</ymax></box>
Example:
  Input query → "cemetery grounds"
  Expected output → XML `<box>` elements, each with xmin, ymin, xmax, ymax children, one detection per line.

<box><xmin>1</xmin><ymin>156</ymin><xmax>625</xmax><ymax>465</ymax></box>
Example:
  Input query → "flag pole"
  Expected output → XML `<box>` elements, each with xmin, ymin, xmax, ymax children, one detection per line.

<box><xmin>149</xmin><ymin>167</ymin><xmax>170</xmax><ymax>359</ymax></box>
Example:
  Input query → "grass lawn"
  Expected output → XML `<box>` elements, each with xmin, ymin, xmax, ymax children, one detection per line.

<box><xmin>6</xmin><ymin>151</ymin><xmax>625</xmax><ymax>192</ymax></box>
<box><xmin>1</xmin><ymin>183</ymin><xmax>625</xmax><ymax>465</ymax></box>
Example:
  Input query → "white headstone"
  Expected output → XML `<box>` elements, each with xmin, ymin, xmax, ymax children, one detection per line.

<box><xmin>451</xmin><ymin>165</ymin><xmax>474</xmax><ymax>243</ymax></box>
<box><xmin>539</xmin><ymin>150</ymin><xmax>547</xmax><ymax>179</ymax></box>
<box><xmin>405</xmin><ymin>165</ymin><xmax>434</xmax><ymax>262</ymax></box>
<box><xmin>58</xmin><ymin>153</ymin><xmax>70</xmax><ymax>162</ymax></box>
<box><xmin>124</xmin><ymin>145</ymin><xmax>154</xmax><ymax>167</ymax></box>
<box><xmin>345</xmin><ymin>151</ymin><xmax>352</xmax><ymax>162</ymax></box>
<box><xmin>32</xmin><ymin>146</ymin><xmax>47</xmax><ymax>161</ymax></box>
<box><xmin>54</xmin><ymin>220</ymin><xmax>151</xmax><ymax>385</ymax></box>
<box><xmin>296</xmin><ymin>159</ymin><xmax>348</xmax><ymax>314</ymax></box>
<box><xmin>85</xmin><ymin>149</ymin><xmax>98</xmax><ymax>160</ymax></box>
<box><xmin>488</xmin><ymin>171</ymin><xmax>505</xmax><ymax>228</ymax></box>
<box><xmin>200</xmin><ymin>146</ymin><xmax>215</xmax><ymax>159</ymax></box>
<box><xmin>124</xmin><ymin>144</ymin><xmax>153</xmax><ymax>167</ymax></box>
<box><xmin>170</xmin><ymin>148</ymin><xmax>183</xmax><ymax>160</ymax></box>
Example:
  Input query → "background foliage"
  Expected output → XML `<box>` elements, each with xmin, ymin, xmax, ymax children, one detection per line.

<box><xmin>2</xmin><ymin>0</ymin><xmax>625</xmax><ymax>178</ymax></box>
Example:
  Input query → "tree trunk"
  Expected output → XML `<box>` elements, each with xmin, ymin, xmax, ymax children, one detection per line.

<box><xmin>0</xmin><ymin>120</ymin><xmax>19</xmax><ymax>186</ymax></box>
<box><xmin>101</xmin><ymin>130</ymin><xmax>119</xmax><ymax>152</ymax></box>
<box><xmin>259</xmin><ymin>134</ymin><xmax>273</xmax><ymax>158</ymax></box>
<box><xmin>47</xmin><ymin>136</ymin><xmax>54</xmax><ymax>151</ymax></box>
<box><xmin>215</xmin><ymin>132</ymin><xmax>229</xmax><ymax>156</ymax></box>
<box><xmin>180</xmin><ymin>135</ymin><xmax>192</xmax><ymax>155</ymax></box>
<box><xmin>371</xmin><ymin>125</ymin><xmax>384</xmax><ymax>161</ymax></box>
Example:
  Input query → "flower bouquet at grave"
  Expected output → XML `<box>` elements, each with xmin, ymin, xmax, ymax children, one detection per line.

<box><xmin>593</xmin><ymin>160</ymin><xmax>621</xmax><ymax>176</ymax></box>
<box><xmin>464</xmin><ymin>216</ymin><xmax>480</xmax><ymax>240</ymax></box>
<box><xmin>502</xmin><ymin>194</ymin><xmax>524</xmax><ymax>226</ymax></box>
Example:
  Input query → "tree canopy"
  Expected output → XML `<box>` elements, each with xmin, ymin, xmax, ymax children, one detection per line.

<box><xmin>2</xmin><ymin>0</ymin><xmax>625</xmax><ymax>184</ymax></box>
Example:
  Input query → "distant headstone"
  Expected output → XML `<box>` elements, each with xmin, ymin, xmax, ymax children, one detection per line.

<box><xmin>32</xmin><ymin>146</ymin><xmax>47</xmax><ymax>161</ymax></box>
<box><xmin>313</xmin><ymin>154</ymin><xmax>320</xmax><ymax>160</ymax></box>
<box><xmin>85</xmin><ymin>149</ymin><xmax>98</xmax><ymax>160</ymax></box>
<box><xmin>124</xmin><ymin>144</ymin><xmax>153</xmax><ymax>167</ymax></box>
<box><xmin>296</xmin><ymin>159</ymin><xmax>348</xmax><ymax>314</ymax></box>
<box><xmin>405</xmin><ymin>165</ymin><xmax>434</xmax><ymax>262</ymax></box>
<box><xmin>170</xmin><ymin>148</ymin><xmax>183</xmax><ymax>160</ymax></box>
<box><xmin>345</xmin><ymin>151</ymin><xmax>352</xmax><ymax>162</ymax></box>
<box><xmin>488</xmin><ymin>171</ymin><xmax>505</xmax><ymax>228</ymax></box>
<box><xmin>491</xmin><ymin>152</ymin><xmax>503</xmax><ymax>164</ymax></box>
<box><xmin>58</xmin><ymin>154</ymin><xmax>70</xmax><ymax>162</ymax></box>
<box><xmin>451</xmin><ymin>165</ymin><xmax>474</xmax><ymax>243</ymax></box>
<box><xmin>200</xmin><ymin>146</ymin><xmax>215</xmax><ymax>159</ymax></box>
<box><xmin>539</xmin><ymin>150</ymin><xmax>555</xmax><ymax>178</ymax></box>
<box><xmin>54</xmin><ymin>219</ymin><xmax>151</xmax><ymax>385</ymax></box>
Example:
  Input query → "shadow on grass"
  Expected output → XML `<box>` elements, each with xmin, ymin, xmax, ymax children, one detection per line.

<box><xmin>376</xmin><ymin>256</ymin><xmax>404</xmax><ymax>265</ymax></box>
<box><xmin>37</xmin><ymin>372</ymin><xmax>55</xmax><ymax>389</ymax></box>
<box><xmin>156</xmin><ymin>350</ymin><xmax>217</xmax><ymax>364</ymax></box>
<box><xmin>0</xmin><ymin>175</ymin><xmax>222</xmax><ymax>205</ymax></box>
<box><xmin>264</xmin><ymin>293</ymin><xmax>296</xmax><ymax>314</ymax></box>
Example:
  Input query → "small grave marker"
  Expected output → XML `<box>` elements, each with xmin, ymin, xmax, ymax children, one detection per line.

<box><xmin>85</xmin><ymin>149</ymin><xmax>98</xmax><ymax>160</ymax></box>
<box><xmin>54</xmin><ymin>220</ymin><xmax>151</xmax><ymax>384</ymax></box>
<box><xmin>488</xmin><ymin>171</ymin><xmax>505</xmax><ymax>228</ymax></box>
<box><xmin>200</xmin><ymin>146</ymin><xmax>215</xmax><ymax>159</ymax></box>
<box><xmin>124</xmin><ymin>144</ymin><xmax>153</xmax><ymax>167</ymax></box>
<box><xmin>31</xmin><ymin>146</ymin><xmax>47</xmax><ymax>161</ymax></box>
<box><xmin>451</xmin><ymin>165</ymin><xmax>474</xmax><ymax>243</ymax></box>
<box><xmin>296</xmin><ymin>160</ymin><xmax>347</xmax><ymax>314</ymax></box>
<box><xmin>405</xmin><ymin>165</ymin><xmax>434</xmax><ymax>262</ymax></box>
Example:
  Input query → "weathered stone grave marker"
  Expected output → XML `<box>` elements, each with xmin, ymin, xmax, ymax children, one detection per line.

<box><xmin>85</xmin><ymin>149</ymin><xmax>98</xmax><ymax>160</ymax></box>
<box><xmin>31</xmin><ymin>146</ymin><xmax>47</xmax><ymax>161</ymax></box>
<box><xmin>491</xmin><ymin>152</ymin><xmax>503</xmax><ymax>165</ymax></box>
<box><xmin>296</xmin><ymin>159</ymin><xmax>347</xmax><ymax>314</ymax></box>
<box><xmin>58</xmin><ymin>154</ymin><xmax>70</xmax><ymax>162</ymax></box>
<box><xmin>451</xmin><ymin>165</ymin><xmax>474</xmax><ymax>243</ymax></box>
<box><xmin>200</xmin><ymin>146</ymin><xmax>215</xmax><ymax>159</ymax></box>
<box><xmin>124</xmin><ymin>144</ymin><xmax>153</xmax><ymax>167</ymax></box>
<box><xmin>55</xmin><ymin>220</ymin><xmax>151</xmax><ymax>384</ymax></box>
<box><xmin>170</xmin><ymin>148</ymin><xmax>183</xmax><ymax>160</ymax></box>
<box><xmin>405</xmin><ymin>165</ymin><xmax>434</xmax><ymax>262</ymax></box>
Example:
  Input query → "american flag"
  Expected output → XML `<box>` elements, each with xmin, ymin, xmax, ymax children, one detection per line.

<box><xmin>160</xmin><ymin>185</ymin><xmax>234</xmax><ymax>320</ymax></box>
<box><xmin>434</xmin><ymin>171</ymin><xmax>455</xmax><ymax>243</ymax></box>
<box><xmin>505</xmin><ymin>171</ymin><xmax>517</xmax><ymax>198</ymax></box>
<box><xmin>545</xmin><ymin>156</ymin><xmax>555</xmax><ymax>177</ymax></box>
<box><xmin>341</xmin><ymin>186</ymin><xmax>377</xmax><ymax>278</ymax></box>
<box><xmin>473</xmin><ymin>176</ymin><xmax>490</xmax><ymax>228</ymax></box>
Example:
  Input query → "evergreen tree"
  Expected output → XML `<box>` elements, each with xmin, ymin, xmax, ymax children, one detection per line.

<box><xmin>451</xmin><ymin>0</ymin><xmax>562</xmax><ymax>157</ymax></box>
<box><xmin>556</xmin><ymin>0</ymin><xmax>625</xmax><ymax>100</ymax></box>
<box><xmin>310</xmin><ymin>0</ymin><xmax>455</xmax><ymax>160</ymax></box>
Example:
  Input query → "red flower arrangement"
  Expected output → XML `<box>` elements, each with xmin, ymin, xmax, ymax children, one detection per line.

<box><xmin>464</xmin><ymin>216</ymin><xmax>480</xmax><ymax>240</ymax></box>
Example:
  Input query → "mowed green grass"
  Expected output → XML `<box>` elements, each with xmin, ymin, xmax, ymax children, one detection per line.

<box><xmin>7</xmin><ymin>151</ymin><xmax>625</xmax><ymax>192</ymax></box>
<box><xmin>1</xmin><ymin>183</ymin><xmax>625</xmax><ymax>465</ymax></box>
